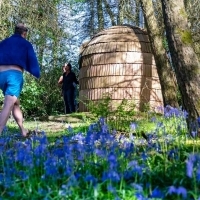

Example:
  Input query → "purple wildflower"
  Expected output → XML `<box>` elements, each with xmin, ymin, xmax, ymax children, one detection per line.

<box><xmin>177</xmin><ymin>186</ymin><xmax>187</xmax><ymax>199</ymax></box>
<box><xmin>135</xmin><ymin>192</ymin><xmax>148</xmax><ymax>200</ymax></box>
<box><xmin>168</xmin><ymin>185</ymin><xmax>176</xmax><ymax>194</ymax></box>
<box><xmin>102</xmin><ymin>170</ymin><xmax>120</xmax><ymax>182</ymax></box>
<box><xmin>186</xmin><ymin>154</ymin><xmax>195</xmax><ymax>178</ymax></box>
<box><xmin>107</xmin><ymin>183</ymin><xmax>116</xmax><ymax>193</ymax></box>
<box><xmin>150</xmin><ymin>187</ymin><xmax>164</xmax><ymax>198</ymax></box>
<box><xmin>130</xmin><ymin>122</ymin><xmax>137</xmax><ymax>131</ymax></box>
<box><xmin>84</xmin><ymin>174</ymin><xmax>97</xmax><ymax>185</ymax></box>
<box><xmin>108</xmin><ymin>152</ymin><xmax>118</xmax><ymax>169</ymax></box>
<box><xmin>167</xmin><ymin>186</ymin><xmax>187</xmax><ymax>199</ymax></box>
<box><xmin>131</xmin><ymin>183</ymin><xmax>143</xmax><ymax>192</ymax></box>
<box><xmin>150</xmin><ymin>117</ymin><xmax>156</xmax><ymax>122</ymax></box>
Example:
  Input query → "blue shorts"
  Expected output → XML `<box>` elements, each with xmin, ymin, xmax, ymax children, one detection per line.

<box><xmin>0</xmin><ymin>70</ymin><xmax>24</xmax><ymax>98</ymax></box>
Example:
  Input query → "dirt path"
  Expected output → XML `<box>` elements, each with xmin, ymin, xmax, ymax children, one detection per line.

<box><xmin>8</xmin><ymin>113</ymin><xmax>95</xmax><ymax>134</ymax></box>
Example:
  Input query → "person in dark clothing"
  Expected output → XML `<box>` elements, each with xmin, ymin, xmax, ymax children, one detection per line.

<box><xmin>58</xmin><ymin>63</ymin><xmax>78</xmax><ymax>114</ymax></box>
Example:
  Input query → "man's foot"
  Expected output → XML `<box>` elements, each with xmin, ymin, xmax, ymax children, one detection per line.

<box><xmin>21</xmin><ymin>129</ymin><xmax>30</xmax><ymax>138</ymax></box>
<box><xmin>22</xmin><ymin>130</ymin><xmax>44</xmax><ymax>138</ymax></box>
<box><xmin>13</xmin><ymin>131</ymin><xmax>33</xmax><ymax>140</ymax></box>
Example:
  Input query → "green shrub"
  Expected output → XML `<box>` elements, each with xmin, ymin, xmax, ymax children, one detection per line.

<box><xmin>20</xmin><ymin>74</ymin><xmax>46</xmax><ymax>117</ymax></box>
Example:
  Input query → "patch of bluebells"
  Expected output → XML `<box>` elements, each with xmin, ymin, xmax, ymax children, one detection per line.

<box><xmin>186</xmin><ymin>153</ymin><xmax>200</xmax><ymax>181</ymax></box>
<box><xmin>0</xmin><ymin>114</ymin><xmax>199</xmax><ymax>198</ymax></box>
<box><xmin>164</xmin><ymin>105</ymin><xmax>188</xmax><ymax>119</ymax></box>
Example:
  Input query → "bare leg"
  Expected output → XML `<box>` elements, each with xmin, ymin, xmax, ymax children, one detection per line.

<box><xmin>0</xmin><ymin>95</ymin><xmax>17</xmax><ymax>134</ymax></box>
<box><xmin>12</xmin><ymin>99</ymin><xmax>28</xmax><ymax>136</ymax></box>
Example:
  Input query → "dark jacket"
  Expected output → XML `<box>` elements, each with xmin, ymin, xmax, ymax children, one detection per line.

<box><xmin>62</xmin><ymin>71</ymin><xmax>79</xmax><ymax>91</ymax></box>
<box><xmin>0</xmin><ymin>34</ymin><xmax>40</xmax><ymax>78</ymax></box>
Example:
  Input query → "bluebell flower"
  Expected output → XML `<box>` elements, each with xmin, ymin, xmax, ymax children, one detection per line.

<box><xmin>17</xmin><ymin>170</ymin><xmax>29</xmax><ymax>180</ymax></box>
<box><xmin>0</xmin><ymin>138</ymin><xmax>5</xmax><ymax>153</ymax></box>
<box><xmin>191</xmin><ymin>130</ymin><xmax>198</xmax><ymax>138</ymax></box>
<box><xmin>107</xmin><ymin>183</ymin><xmax>116</xmax><ymax>193</ymax></box>
<box><xmin>167</xmin><ymin>186</ymin><xmax>187</xmax><ymax>199</ymax></box>
<box><xmin>102</xmin><ymin>170</ymin><xmax>120</xmax><ymax>182</ymax></box>
<box><xmin>44</xmin><ymin>157</ymin><xmax>58</xmax><ymax>177</ymax></box>
<box><xmin>58</xmin><ymin>184</ymin><xmax>73</xmax><ymax>197</ymax></box>
<box><xmin>186</xmin><ymin>154</ymin><xmax>196</xmax><ymax>178</ymax></box>
<box><xmin>84</xmin><ymin>174</ymin><xmax>97</xmax><ymax>185</ymax></box>
<box><xmin>67</xmin><ymin>126</ymin><xmax>73</xmax><ymax>133</ymax></box>
<box><xmin>88</xmin><ymin>123</ymin><xmax>98</xmax><ymax>132</ymax></box>
<box><xmin>168</xmin><ymin>185</ymin><xmax>176</xmax><ymax>194</ymax></box>
<box><xmin>135</xmin><ymin>192</ymin><xmax>148</xmax><ymax>200</ymax></box>
<box><xmin>34</xmin><ymin>144</ymin><xmax>47</xmax><ymax>156</ymax></box>
<box><xmin>123</xmin><ymin>142</ymin><xmax>134</xmax><ymax>156</ymax></box>
<box><xmin>179</xmin><ymin>107</ymin><xmax>188</xmax><ymax>118</ymax></box>
<box><xmin>74</xmin><ymin>172</ymin><xmax>82</xmax><ymax>180</ymax></box>
<box><xmin>196</xmin><ymin>168</ymin><xmax>200</xmax><ymax>181</ymax></box>
<box><xmin>3</xmin><ymin>126</ymin><xmax>8</xmax><ymax>132</ymax></box>
<box><xmin>52</xmin><ymin>148</ymin><xmax>65</xmax><ymax>158</ymax></box>
<box><xmin>66</xmin><ymin>174</ymin><xmax>78</xmax><ymax>187</ymax></box>
<box><xmin>150</xmin><ymin>117</ymin><xmax>157</xmax><ymax>122</ymax></box>
<box><xmin>150</xmin><ymin>187</ymin><xmax>164</xmax><ymax>198</ymax></box>
<box><xmin>168</xmin><ymin>148</ymin><xmax>179</xmax><ymax>160</ymax></box>
<box><xmin>71</xmin><ymin>133</ymin><xmax>85</xmax><ymax>143</ymax></box>
<box><xmin>95</xmin><ymin>148</ymin><xmax>106</xmax><ymax>157</ymax></box>
<box><xmin>128</xmin><ymin>160</ymin><xmax>143</xmax><ymax>175</ymax></box>
<box><xmin>156</xmin><ymin>121</ymin><xmax>164</xmax><ymax>127</ymax></box>
<box><xmin>131</xmin><ymin>183</ymin><xmax>143</xmax><ymax>192</ymax></box>
<box><xmin>141</xmin><ymin>151</ymin><xmax>148</xmax><ymax>160</ymax></box>
<box><xmin>108</xmin><ymin>152</ymin><xmax>118</xmax><ymax>169</ymax></box>
<box><xmin>130</xmin><ymin>122</ymin><xmax>137</xmax><ymax>131</ymax></box>
<box><xmin>176</xmin><ymin>186</ymin><xmax>187</xmax><ymax>199</ymax></box>
<box><xmin>128</xmin><ymin>160</ymin><xmax>138</xmax><ymax>168</ymax></box>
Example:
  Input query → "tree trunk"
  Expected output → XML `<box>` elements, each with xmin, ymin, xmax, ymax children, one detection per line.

<box><xmin>135</xmin><ymin>0</ymin><xmax>140</xmax><ymax>27</ymax></box>
<box><xmin>117</xmin><ymin>0</ymin><xmax>124</xmax><ymax>25</ymax></box>
<box><xmin>103</xmin><ymin>0</ymin><xmax>116</xmax><ymax>26</ymax></box>
<box><xmin>97</xmin><ymin>0</ymin><xmax>104</xmax><ymax>31</ymax></box>
<box><xmin>140</xmin><ymin>0</ymin><xmax>179</xmax><ymax>107</ymax></box>
<box><xmin>161</xmin><ymin>0</ymin><xmax>200</xmax><ymax>121</ymax></box>
<box><xmin>89</xmin><ymin>0</ymin><xmax>95</xmax><ymax>37</ymax></box>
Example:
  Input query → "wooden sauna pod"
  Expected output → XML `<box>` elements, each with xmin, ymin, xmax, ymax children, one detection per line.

<box><xmin>79</xmin><ymin>25</ymin><xmax>163</xmax><ymax>112</ymax></box>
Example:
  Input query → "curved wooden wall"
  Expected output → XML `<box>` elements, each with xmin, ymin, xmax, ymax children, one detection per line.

<box><xmin>79</xmin><ymin>25</ymin><xmax>163</xmax><ymax>112</ymax></box>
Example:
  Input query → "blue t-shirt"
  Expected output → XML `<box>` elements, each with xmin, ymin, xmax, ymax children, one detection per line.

<box><xmin>0</xmin><ymin>34</ymin><xmax>40</xmax><ymax>78</ymax></box>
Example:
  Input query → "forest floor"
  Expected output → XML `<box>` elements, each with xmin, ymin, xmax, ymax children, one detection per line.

<box><xmin>7</xmin><ymin>113</ymin><xmax>96</xmax><ymax>135</ymax></box>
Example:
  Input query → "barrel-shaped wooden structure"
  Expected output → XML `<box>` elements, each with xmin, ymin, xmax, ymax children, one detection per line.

<box><xmin>79</xmin><ymin>25</ymin><xmax>163</xmax><ymax>112</ymax></box>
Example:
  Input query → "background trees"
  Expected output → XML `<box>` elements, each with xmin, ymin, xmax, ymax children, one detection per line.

<box><xmin>0</xmin><ymin>0</ymin><xmax>199</xmax><ymax>120</ymax></box>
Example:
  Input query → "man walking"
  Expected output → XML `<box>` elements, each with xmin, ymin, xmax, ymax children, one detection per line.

<box><xmin>0</xmin><ymin>23</ymin><xmax>40</xmax><ymax>137</ymax></box>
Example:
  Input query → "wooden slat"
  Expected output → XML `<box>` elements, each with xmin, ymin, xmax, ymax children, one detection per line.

<box><xmin>79</xmin><ymin>87</ymin><xmax>162</xmax><ymax>101</ymax></box>
<box><xmin>79</xmin><ymin>64</ymin><xmax>159</xmax><ymax>79</ymax></box>
<box><xmin>79</xmin><ymin>76</ymin><xmax>161</xmax><ymax>90</ymax></box>
<box><xmin>81</xmin><ymin>52</ymin><xmax>155</xmax><ymax>67</ymax></box>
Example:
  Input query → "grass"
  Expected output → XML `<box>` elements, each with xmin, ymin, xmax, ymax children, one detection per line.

<box><xmin>1</xmin><ymin>108</ymin><xmax>200</xmax><ymax>199</ymax></box>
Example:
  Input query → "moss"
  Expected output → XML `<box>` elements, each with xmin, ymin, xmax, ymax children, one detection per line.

<box><xmin>176</xmin><ymin>29</ymin><xmax>193</xmax><ymax>45</ymax></box>
<box><xmin>179</xmin><ymin>8</ymin><xmax>187</xmax><ymax>18</ymax></box>
<box><xmin>196</xmin><ymin>99</ymin><xmax>200</xmax><ymax>111</ymax></box>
